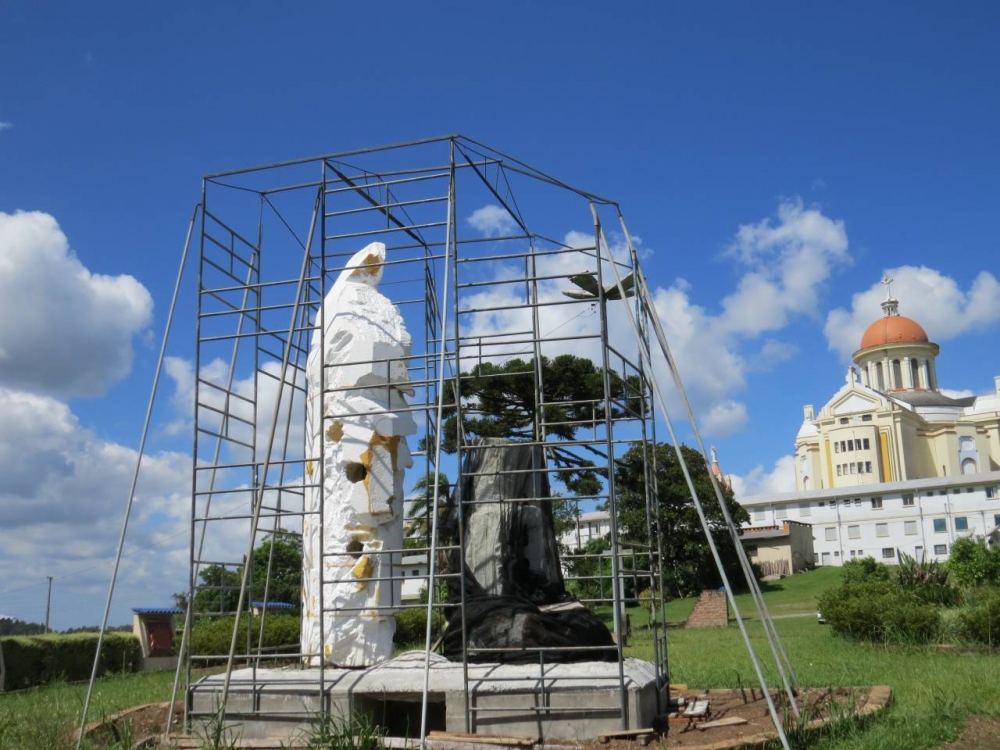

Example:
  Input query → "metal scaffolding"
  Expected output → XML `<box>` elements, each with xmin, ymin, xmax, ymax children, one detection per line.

<box><xmin>77</xmin><ymin>136</ymin><xmax>797</xmax><ymax>750</ymax></box>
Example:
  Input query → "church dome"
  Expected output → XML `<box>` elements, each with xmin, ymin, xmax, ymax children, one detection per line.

<box><xmin>859</xmin><ymin>315</ymin><xmax>929</xmax><ymax>350</ymax></box>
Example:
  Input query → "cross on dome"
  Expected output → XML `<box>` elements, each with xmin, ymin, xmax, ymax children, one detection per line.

<box><xmin>881</xmin><ymin>273</ymin><xmax>894</xmax><ymax>300</ymax></box>
<box><xmin>880</xmin><ymin>273</ymin><xmax>900</xmax><ymax>317</ymax></box>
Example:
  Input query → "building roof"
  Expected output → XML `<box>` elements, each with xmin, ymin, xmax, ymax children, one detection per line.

<box><xmin>577</xmin><ymin>510</ymin><xmax>610</xmax><ymax>522</ymax></box>
<box><xmin>890</xmin><ymin>390</ymin><xmax>977</xmax><ymax>408</ymax></box>
<box><xmin>741</xmin><ymin>528</ymin><xmax>789</xmax><ymax>540</ymax></box>
<box><xmin>250</xmin><ymin>601</ymin><xmax>295</xmax><ymax>609</ymax></box>
<box><xmin>132</xmin><ymin>607</ymin><xmax>184</xmax><ymax>615</ymax></box>
<box><xmin>859</xmin><ymin>314</ymin><xmax>929</xmax><ymax>350</ymax></box>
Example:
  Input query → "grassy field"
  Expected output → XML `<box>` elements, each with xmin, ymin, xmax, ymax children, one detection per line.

<box><xmin>625</xmin><ymin>567</ymin><xmax>1000</xmax><ymax>749</ymax></box>
<box><xmin>0</xmin><ymin>669</ymin><xmax>177</xmax><ymax>749</ymax></box>
<box><xmin>3</xmin><ymin>567</ymin><xmax>998</xmax><ymax>749</ymax></box>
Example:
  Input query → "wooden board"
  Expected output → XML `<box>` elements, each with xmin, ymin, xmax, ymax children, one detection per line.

<box><xmin>696</xmin><ymin>716</ymin><xmax>749</xmax><ymax>731</ymax></box>
<box><xmin>597</xmin><ymin>729</ymin><xmax>656</xmax><ymax>746</ymax></box>
<box><xmin>427</xmin><ymin>731</ymin><xmax>538</xmax><ymax>747</ymax></box>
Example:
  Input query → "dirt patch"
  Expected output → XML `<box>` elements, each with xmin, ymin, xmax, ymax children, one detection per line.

<box><xmin>579</xmin><ymin>687</ymin><xmax>885</xmax><ymax>750</ymax></box>
<box><xmin>940</xmin><ymin>715</ymin><xmax>1000</xmax><ymax>750</ymax></box>
<box><xmin>80</xmin><ymin>701</ymin><xmax>182</xmax><ymax>747</ymax></box>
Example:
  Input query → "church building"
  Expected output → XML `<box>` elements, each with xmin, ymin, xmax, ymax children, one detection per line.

<box><xmin>740</xmin><ymin>277</ymin><xmax>1000</xmax><ymax>566</ymax></box>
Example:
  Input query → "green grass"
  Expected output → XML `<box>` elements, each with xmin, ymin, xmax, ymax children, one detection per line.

<box><xmin>2</xmin><ymin>568</ymin><xmax>995</xmax><ymax>749</ymax></box>
<box><xmin>0</xmin><ymin>669</ymin><xmax>177</xmax><ymax>750</ymax></box>
<box><xmin>621</xmin><ymin>567</ymin><xmax>1000</xmax><ymax>749</ymax></box>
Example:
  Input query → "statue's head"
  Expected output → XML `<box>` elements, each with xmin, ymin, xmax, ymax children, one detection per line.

<box><xmin>339</xmin><ymin>241</ymin><xmax>385</xmax><ymax>288</ymax></box>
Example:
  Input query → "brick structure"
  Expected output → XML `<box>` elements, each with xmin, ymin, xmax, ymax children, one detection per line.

<box><xmin>685</xmin><ymin>590</ymin><xmax>729</xmax><ymax>628</ymax></box>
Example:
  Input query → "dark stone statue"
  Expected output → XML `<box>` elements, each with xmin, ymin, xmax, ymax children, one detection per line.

<box><xmin>441</xmin><ymin>438</ymin><xmax>616</xmax><ymax>663</ymax></box>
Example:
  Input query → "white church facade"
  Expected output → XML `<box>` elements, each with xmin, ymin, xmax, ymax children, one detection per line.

<box><xmin>740</xmin><ymin>278</ymin><xmax>1000</xmax><ymax>565</ymax></box>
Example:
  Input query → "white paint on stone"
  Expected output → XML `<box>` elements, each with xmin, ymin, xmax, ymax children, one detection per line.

<box><xmin>301</xmin><ymin>242</ymin><xmax>416</xmax><ymax>667</ymax></box>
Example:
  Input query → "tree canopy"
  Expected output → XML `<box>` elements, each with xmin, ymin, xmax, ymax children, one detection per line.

<box><xmin>429</xmin><ymin>354</ymin><xmax>643</xmax><ymax>496</ymax></box>
<box><xmin>614</xmin><ymin>442</ymin><xmax>750</xmax><ymax>598</ymax></box>
<box><xmin>177</xmin><ymin>531</ymin><xmax>303</xmax><ymax>613</ymax></box>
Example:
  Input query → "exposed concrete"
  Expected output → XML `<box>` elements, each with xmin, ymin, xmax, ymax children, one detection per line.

<box><xmin>188</xmin><ymin>652</ymin><xmax>664</xmax><ymax>742</ymax></box>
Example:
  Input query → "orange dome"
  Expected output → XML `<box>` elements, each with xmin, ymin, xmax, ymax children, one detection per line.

<box><xmin>859</xmin><ymin>315</ymin><xmax>929</xmax><ymax>350</ymax></box>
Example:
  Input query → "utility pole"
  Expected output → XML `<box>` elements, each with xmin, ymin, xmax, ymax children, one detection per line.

<box><xmin>45</xmin><ymin>576</ymin><xmax>53</xmax><ymax>633</ymax></box>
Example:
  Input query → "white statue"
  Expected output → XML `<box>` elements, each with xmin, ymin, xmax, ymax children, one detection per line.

<box><xmin>301</xmin><ymin>242</ymin><xmax>416</xmax><ymax>667</ymax></box>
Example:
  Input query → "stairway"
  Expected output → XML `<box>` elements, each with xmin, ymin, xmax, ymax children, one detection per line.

<box><xmin>685</xmin><ymin>590</ymin><xmax>729</xmax><ymax>628</ymax></box>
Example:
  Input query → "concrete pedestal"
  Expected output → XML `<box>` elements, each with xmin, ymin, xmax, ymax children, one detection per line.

<box><xmin>188</xmin><ymin>652</ymin><xmax>664</xmax><ymax>742</ymax></box>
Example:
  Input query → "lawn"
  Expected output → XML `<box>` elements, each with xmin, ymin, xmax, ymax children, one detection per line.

<box><xmin>0</xmin><ymin>669</ymin><xmax>177</xmax><ymax>749</ymax></box>
<box><xmin>3</xmin><ymin>567</ymin><xmax>998</xmax><ymax>749</ymax></box>
<box><xmin>625</xmin><ymin>567</ymin><xmax>1000</xmax><ymax>749</ymax></box>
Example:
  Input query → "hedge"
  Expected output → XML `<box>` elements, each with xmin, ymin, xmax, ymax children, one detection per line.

<box><xmin>818</xmin><ymin>581</ymin><xmax>940</xmax><ymax>644</ymax></box>
<box><xmin>0</xmin><ymin>632</ymin><xmax>140</xmax><ymax>690</ymax></box>
<box><xmin>189</xmin><ymin>613</ymin><xmax>301</xmax><ymax>656</ymax></box>
<box><xmin>188</xmin><ymin>611</ymin><xmax>445</xmax><ymax>655</ymax></box>
<box><xmin>959</xmin><ymin>588</ymin><xmax>1000</xmax><ymax>645</ymax></box>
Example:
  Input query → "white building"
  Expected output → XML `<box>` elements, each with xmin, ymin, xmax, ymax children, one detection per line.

<box><xmin>740</xmin><ymin>277</ymin><xmax>1000</xmax><ymax>565</ymax></box>
<box><xmin>741</xmin><ymin>473</ymin><xmax>1000</xmax><ymax>565</ymax></box>
<box><xmin>560</xmin><ymin>510</ymin><xmax>612</xmax><ymax>550</ymax></box>
<box><xmin>397</xmin><ymin>553</ymin><xmax>429</xmax><ymax>602</ymax></box>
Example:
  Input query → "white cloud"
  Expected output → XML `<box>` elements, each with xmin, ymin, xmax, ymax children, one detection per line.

<box><xmin>0</xmin><ymin>211</ymin><xmax>153</xmax><ymax>396</ymax></box>
<box><xmin>700</xmin><ymin>400</ymin><xmax>749</xmax><ymax>436</ymax></box>
<box><xmin>0</xmin><ymin>122</ymin><xmax>12</xmax><ymax>133</ymax></box>
<box><xmin>824</xmin><ymin>266</ymin><xmax>1000</xmax><ymax>360</ymax></box>
<box><xmin>730</xmin><ymin>454</ymin><xmax>796</xmax><ymax>499</ymax></box>
<box><xmin>163</xmin><ymin>355</ymin><xmax>306</xmax><ymax>465</ymax></box>
<box><xmin>456</xmin><ymin>199</ymin><xmax>850</xmax><ymax>438</ymax></box>
<box><xmin>0</xmin><ymin>385</ymin><xmax>195</xmax><ymax>628</ymax></box>
<box><xmin>467</xmin><ymin>204</ymin><xmax>518</xmax><ymax>237</ymax></box>
<box><xmin>721</xmin><ymin>198</ymin><xmax>850</xmax><ymax>336</ymax></box>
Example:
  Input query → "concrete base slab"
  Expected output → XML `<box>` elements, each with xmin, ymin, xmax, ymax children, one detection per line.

<box><xmin>188</xmin><ymin>652</ymin><xmax>664</xmax><ymax>742</ymax></box>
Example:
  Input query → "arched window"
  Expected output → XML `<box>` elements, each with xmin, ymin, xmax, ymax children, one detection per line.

<box><xmin>962</xmin><ymin>458</ymin><xmax>978</xmax><ymax>475</ymax></box>
<box><xmin>875</xmin><ymin>362</ymin><xmax>885</xmax><ymax>391</ymax></box>
<box><xmin>892</xmin><ymin>360</ymin><xmax>903</xmax><ymax>390</ymax></box>
<box><xmin>910</xmin><ymin>358</ymin><xmax>920</xmax><ymax>388</ymax></box>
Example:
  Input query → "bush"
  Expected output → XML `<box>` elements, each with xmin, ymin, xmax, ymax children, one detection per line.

<box><xmin>959</xmin><ymin>589</ymin><xmax>1000</xmax><ymax>645</ymax></box>
<box><xmin>896</xmin><ymin>552</ymin><xmax>960</xmax><ymax>606</ymax></box>
<box><xmin>189</xmin><ymin>613</ymin><xmax>300</xmax><ymax>656</ymax></box>
<box><xmin>840</xmin><ymin>556</ymin><xmax>891</xmax><ymax>585</ymax></box>
<box><xmin>0</xmin><ymin>632</ymin><xmax>140</xmax><ymax>690</ymax></box>
<box><xmin>818</xmin><ymin>581</ymin><xmax>940</xmax><ymax>644</ymax></box>
<box><xmin>394</xmin><ymin>608</ymin><xmax>431</xmax><ymax>646</ymax></box>
<box><xmin>948</xmin><ymin>538</ymin><xmax>1000</xmax><ymax>587</ymax></box>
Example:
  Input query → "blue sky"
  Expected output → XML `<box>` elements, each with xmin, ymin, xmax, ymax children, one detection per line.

<box><xmin>1</xmin><ymin>1</ymin><xmax>999</xmax><ymax>629</ymax></box>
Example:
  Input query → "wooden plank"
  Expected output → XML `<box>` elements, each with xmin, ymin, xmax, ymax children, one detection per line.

<box><xmin>596</xmin><ymin>728</ymin><xmax>656</xmax><ymax>744</ymax></box>
<box><xmin>427</xmin><ymin>731</ymin><xmax>538</xmax><ymax>747</ymax></box>
<box><xmin>696</xmin><ymin>716</ymin><xmax>749</xmax><ymax>730</ymax></box>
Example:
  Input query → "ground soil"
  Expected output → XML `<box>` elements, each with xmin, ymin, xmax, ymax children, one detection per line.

<box><xmin>584</xmin><ymin>687</ymin><xmax>873</xmax><ymax>749</ymax></box>
<box><xmin>940</xmin><ymin>716</ymin><xmax>1000</xmax><ymax>750</ymax></box>
<box><xmin>82</xmin><ymin>701</ymin><xmax>182</xmax><ymax>746</ymax></box>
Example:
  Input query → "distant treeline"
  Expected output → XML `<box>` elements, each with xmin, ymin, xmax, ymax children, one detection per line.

<box><xmin>0</xmin><ymin>619</ymin><xmax>131</xmax><ymax>636</ymax></box>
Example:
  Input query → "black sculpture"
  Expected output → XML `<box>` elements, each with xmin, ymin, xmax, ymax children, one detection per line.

<box><xmin>441</xmin><ymin>438</ymin><xmax>616</xmax><ymax>664</ymax></box>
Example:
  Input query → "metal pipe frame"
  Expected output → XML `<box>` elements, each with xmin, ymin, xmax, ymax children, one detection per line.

<box><xmin>145</xmin><ymin>136</ymin><xmax>800</xmax><ymax>747</ymax></box>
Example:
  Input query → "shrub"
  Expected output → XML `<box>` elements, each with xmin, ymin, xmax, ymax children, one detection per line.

<box><xmin>896</xmin><ymin>552</ymin><xmax>960</xmax><ymax>606</ymax></box>
<box><xmin>189</xmin><ymin>613</ymin><xmax>300</xmax><ymax>656</ymax></box>
<box><xmin>394</xmin><ymin>608</ymin><xmax>431</xmax><ymax>646</ymax></box>
<box><xmin>958</xmin><ymin>589</ymin><xmax>1000</xmax><ymax>645</ymax></box>
<box><xmin>0</xmin><ymin>632</ymin><xmax>140</xmax><ymax>690</ymax></box>
<box><xmin>948</xmin><ymin>538</ymin><xmax>1000</xmax><ymax>587</ymax></box>
<box><xmin>818</xmin><ymin>581</ymin><xmax>940</xmax><ymax>644</ymax></box>
<box><xmin>840</xmin><ymin>556</ymin><xmax>891</xmax><ymax>585</ymax></box>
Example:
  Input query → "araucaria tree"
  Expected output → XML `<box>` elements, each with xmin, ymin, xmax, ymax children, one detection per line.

<box><xmin>432</xmin><ymin>354</ymin><xmax>643</xmax><ymax>496</ymax></box>
<box><xmin>615</xmin><ymin>442</ymin><xmax>749</xmax><ymax>598</ymax></box>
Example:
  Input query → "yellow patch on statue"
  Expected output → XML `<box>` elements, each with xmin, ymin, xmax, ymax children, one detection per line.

<box><xmin>351</xmin><ymin>554</ymin><xmax>373</xmax><ymax>590</ymax></box>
